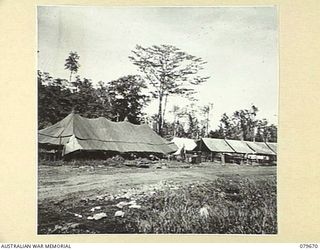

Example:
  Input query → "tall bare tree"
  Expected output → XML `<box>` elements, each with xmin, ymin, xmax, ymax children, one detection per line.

<box><xmin>129</xmin><ymin>44</ymin><xmax>209</xmax><ymax>135</ymax></box>
<box><xmin>201</xmin><ymin>103</ymin><xmax>214</xmax><ymax>136</ymax></box>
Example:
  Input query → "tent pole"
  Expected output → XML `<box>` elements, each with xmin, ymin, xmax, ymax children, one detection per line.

<box><xmin>59</xmin><ymin>136</ymin><xmax>62</xmax><ymax>160</ymax></box>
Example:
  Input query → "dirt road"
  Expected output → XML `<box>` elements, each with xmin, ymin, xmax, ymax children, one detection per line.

<box><xmin>38</xmin><ymin>163</ymin><xmax>276</xmax><ymax>201</ymax></box>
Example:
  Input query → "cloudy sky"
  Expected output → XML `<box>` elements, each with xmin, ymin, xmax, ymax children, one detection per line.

<box><xmin>38</xmin><ymin>6</ymin><xmax>278</xmax><ymax>129</ymax></box>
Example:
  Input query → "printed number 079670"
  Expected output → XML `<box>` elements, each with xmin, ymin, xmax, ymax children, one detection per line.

<box><xmin>300</xmin><ymin>244</ymin><xmax>319</xmax><ymax>248</ymax></box>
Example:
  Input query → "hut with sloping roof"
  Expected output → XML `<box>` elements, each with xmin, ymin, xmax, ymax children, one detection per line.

<box><xmin>194</xmin><ymin>138</ymin><xmax>277</xmax><ymax>165</ymax></box>
<box><xmin>194</xmin><ymin>138</ymin><xmax>235</xmax><ymax>164</ymax></box>
<box><xmin>245</xmin><ymin>141</ymin><xmax>276</xmax><ymax>155</ymax></box>
<box><xmin>225</xmin><ymin>139</ymin><xmax>255</xmax><ymax>164</ymax></box>
<box><xmin>266</xmin><ymin>142</ymin><xmax>277</xmax><ymax>154</ymax></box>
<box><xmin>245</xmin><ymin>141</ymin><xmax>277</xmax><ymax>165</ymax></box>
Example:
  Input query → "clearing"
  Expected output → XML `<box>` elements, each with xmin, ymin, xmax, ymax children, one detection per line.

<box><xmin>38</xmin><ymin>162</ymin><xmax>276</xmax><ymax>201</ymax></box>
<box><xmin>38</xmin><ymin>162</ymin><xmax>277</xmax><ymax>234</ymax></box>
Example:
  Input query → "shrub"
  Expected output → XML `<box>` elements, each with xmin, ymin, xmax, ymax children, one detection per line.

<box><xmin>125</xmin><ymin>177</ymin><xmax>277</xmax><ymax>234</ymax></box>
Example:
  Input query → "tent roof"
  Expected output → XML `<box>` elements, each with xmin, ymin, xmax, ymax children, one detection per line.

<box><xmin>245</xmin><ymin>141</ymin><xmax>276</xmax><ymax>155</ymax></box>
<box><xmin>39</xmin><ymin>113</ymin><xmax>177</xmax><ymax>155</ymax></box>
<box><xmin>171</xmin><ymin>137</ymin><xmax>197</xmax><ymax>155</ymax></box>
<box><xmin>225</xmin><ymin>139</ymin><xmax>255</xmax><ymax>154</ymax></box>
<box><xmin>200</xmin><ymin>138</ymin><xmax>235</xmax><ymax>153</ymax></box>
<box><xmin>266</xmin><ymin>142</ymin><xmax>277</xmax><ymax>154</ymax></box>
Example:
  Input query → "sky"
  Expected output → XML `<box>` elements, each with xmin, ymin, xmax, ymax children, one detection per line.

<box><xmin>38</xmin><ymin>6</ymin><xmax>278</xmax><ymax>130</ymax></box>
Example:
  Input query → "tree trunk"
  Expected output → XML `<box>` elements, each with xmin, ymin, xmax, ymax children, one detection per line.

<box><xmin>207</xmin><ymin>108</ymin><xmax>210</xmax><ymax>136</ymax></box>
<box><xmin>69</xmin><ymin>71</ymin><xmax>72</xmax><ymax>82</ymax></box>
<box><xmin>158</xmin><ymin>95</ymin><xmax>163</xmax><ymax>135</ymax></box>
<box><xmin>162</xmin><ymin>94</ymin><xmax>168</xmax><ymax>130</ymax></box>
<box><xmin>173</xmin><ymin>115</ymin><xmax>176</xmax><ymax>137</ymax></box>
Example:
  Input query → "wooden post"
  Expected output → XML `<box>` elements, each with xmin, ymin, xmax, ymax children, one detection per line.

<box><xmin>59</xmin><ymin>136</ymin><xmax>62</xmax><ymax>161</ymax></box>
<box><xmin>240</xmin><ymin>156</ymin><xmax>244</xmax><ymax>165</ymax></box>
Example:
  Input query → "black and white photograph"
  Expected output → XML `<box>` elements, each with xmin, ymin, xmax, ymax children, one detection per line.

<box><xmin>37</xmin><ymin>6</ymin><xmax>278</xmax><ymax>234</ymax></box>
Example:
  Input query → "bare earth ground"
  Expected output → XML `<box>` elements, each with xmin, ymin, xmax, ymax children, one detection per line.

<box><xmin>38</xmin><ymin>162</ymin><xmax>277</xmax><ymax>234</ymax></box>
<box><xmin>38</xmin><ymin>162</ymin><xmax>276</xmax><ymax>201</ymax></box>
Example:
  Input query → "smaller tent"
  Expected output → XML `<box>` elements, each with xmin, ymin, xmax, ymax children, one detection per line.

<box><xmin>245</xmin><ymin>141</ymin><xmax>276</xmax><ymax>156</ymax></box>
<box><xmin>194</xmin><ymin>138</ymin><xmax>234</xmax><ymax>164</ymax></box>
<box><xmin>195</xmin><ymin>138</ymin><xmax>277</xmax><ymax>165</ymax></box>
<box><xmin>225</xmin><ymin>139</ymin><xmax>255</xmax><ymax>154</ymax></box>
<box><xmin>195</xmin><ymin>138</ymin><xmax>235</xmax><ymax>153</ymax></box>
<box><xmin>171</xmin><ymin>137</ymin><xmax>197</xmax><ymax>155</ymax></box>
<box><xmin>266</xmin><ymin>142</ymin><xmax>277</xmax><ymax>154</ymax></box>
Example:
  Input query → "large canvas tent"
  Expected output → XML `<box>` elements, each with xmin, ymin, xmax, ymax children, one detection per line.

<box><xmin>38</xmin><ymin>113</ymin><xmax>177</xmax><ymax>156</ymax></box>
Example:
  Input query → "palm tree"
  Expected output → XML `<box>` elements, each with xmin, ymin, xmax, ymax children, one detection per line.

<box><xmin>64</xmin><ymin>52</ymin><xmax>80</xmax><ymax>82</ymax></box>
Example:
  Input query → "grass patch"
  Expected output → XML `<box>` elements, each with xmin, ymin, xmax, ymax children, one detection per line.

<box><xmin>38</xmin><ymin>176</ymin><xmax>277</xmax><ymax>234</ymax></box>
<box><xmin>128</xmin><ymin>177</ymin><xmax>277</xmax><ymax>234</ymax></box>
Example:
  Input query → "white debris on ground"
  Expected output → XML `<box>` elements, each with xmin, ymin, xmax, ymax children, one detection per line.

<box><xmin>90</xmin><ymin>206</ymin><xmax>101</xmax><ymax>212</ymax></box>
<box><xmin>114</xmin><ymin>211</ymin><xmax>125</xmax><ymax>217</ymax></box>
<box><xmin>120</xmin><ymin>193</ymin><xmax>131</xmax><ymax>199</ymax></box>
<box><xmin>199</xmin><ymin>205</ymin><xmax>210</xmax><ymax>219</ymax></box>
<box><xmin>87</xmin><ymin>212</ymin><xmax>107</xmax><ymax>220</ymax></box>
<box><xmin>86</xmin><ymin>180</ymin><xmax>182</xmax><ymax>205</ymax></box>
<box><xmin>77</xmin><ymin>180</ymin><xmax>184</xmax><ymax>224</ymax></box>
<box><xmin>46</xmin><ymin>180</ymin><xmax>186</xmax><ymax>234</ymax></box>
<box><xmin>51</xmin><ymin>223</ymin><xmax>80</xmax><ymax>233</ymax></box>
<box><xmin>128</xmin><ymin>200</ymin><xmax>136</xmax><ymax>205</ymax></box>
<box><xmin>129</xmin><ymin>204</ymin><xmax>141</xmax><ymax>209</ymax></box>
<box><xmin>115</xmin><ymin>201</ymin><xmax>130</xmax><ymax>208</ymax></box>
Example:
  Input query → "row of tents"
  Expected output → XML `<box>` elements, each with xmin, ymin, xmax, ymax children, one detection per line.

<box><xmin>170</xmin><ymin>137</ymin><xmax>277</xmax><ymax>165</ymax></box>
<box><xmin>38</xmin><ymin>113</ymin><xmax>277</xmax><ymax>165</ymax></box>
<box><xmin>171</xmin><ymin>137</ymin><xmax>276</xmax><ymax>156</ymax></box>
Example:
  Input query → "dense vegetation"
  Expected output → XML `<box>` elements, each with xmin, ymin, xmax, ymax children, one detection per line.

<box><xmin>133</xmin><ymin>177</ymin><xmax>277</xmax><ymax>234</ymax></box>
<box><xmin>38</xmin><ymin>47</ymin><xmax>277</xmax><ymax>142</ymax></box>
